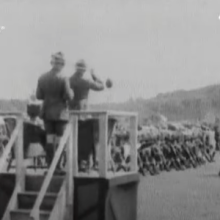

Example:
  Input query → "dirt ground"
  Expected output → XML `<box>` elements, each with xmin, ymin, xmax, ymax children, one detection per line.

<box><xmin>138</xmin><ymin>154</ymin><xmax>220</xmax><ymax>220</ymax></box>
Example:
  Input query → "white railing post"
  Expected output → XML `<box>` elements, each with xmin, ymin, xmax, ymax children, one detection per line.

<box><xmin>15</xmin><ymin>115</ymin><xmax>25</xmax><ymax>191</ymax></box>
<box><xmin>98</xmin><ymin>113</ymin><xmax>108</xmax><ymax>178</ymax></box>
<box><xmin>66</xmin><ymin>121</ymin><xmax>73</xmax><ymax>203</ymax></box>
<box><xmin>31</xmin><ymin>125</ymin><xmax>71</xmax><ymax>220</ymax></box>
<box><xmin>130</xmin><ymin>115</ymin><xmax>138</xmax><ymax>172</ymax></box>
<box><xmin>72</xmin><ymin>115</ymin><xmax>78</xmax><ymax>177</ymax></box>
<box><xmin>66</xmin><ymin>121</ymin><xmax>73</xmax><ymax>220</ymax></box>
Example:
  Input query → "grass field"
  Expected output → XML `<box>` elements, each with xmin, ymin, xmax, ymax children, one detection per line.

<box><xmin>138</xmin><ymin>154</ymin><xmax>220</xmax><ymax>220</ymax></box>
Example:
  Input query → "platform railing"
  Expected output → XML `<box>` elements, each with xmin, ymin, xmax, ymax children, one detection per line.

<box><xmin>0</xmin><ymin>112</ymin><xmax>25</xmax><ymax>220</ymax></box>
<box><xmin>30</xmin><ymin>110</ymin><xmax>138</xmax><ymax>220</ymax></box>
<box><xmin>0</xmin><ymin>112</ymin><xmax>25</xmax><ymax>188</ymax></box>
<box><xmin>70</xmin><ymin>110</ymin><xmax>138</xmax><ymax>178</ymax></box>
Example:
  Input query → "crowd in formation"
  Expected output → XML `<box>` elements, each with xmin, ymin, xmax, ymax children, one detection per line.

<box><xmin>108</xmin><ymin>122</ymin><xmax>219</xmax><ymax>176</ymax></box>
<box><xmin>137</xmin><ymin>129</ymin><xmax>217</xmax><ymax>176</ymax></box>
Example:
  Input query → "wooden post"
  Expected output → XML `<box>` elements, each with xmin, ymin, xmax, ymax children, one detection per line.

<box><xmin>15</xmin><ymin>115</ymin><xmax>25</xmax><ymax>191</ymax></box>
<box><xmin>66</xmin><ymin>121</ymin><xmax>73</xmax><ymax>220</ymax></box>
<box><xmin>66</xmin><ymin>122</ymin><xmax>73</xmax><ymax>204</ymax></box>
<box><xmin>72</xmin><ymin>115</ymin><xmax>78</xmax><ymax>176</ymax></box>
<box><xmin>130</xmin><ymin>115</ymin><xmax>138</xmax><ymax>172</ymax></box>
<box><xmin>98</xmin><ymin>113</ymin><xmax>108</xmax><ymax>178</ymax></box>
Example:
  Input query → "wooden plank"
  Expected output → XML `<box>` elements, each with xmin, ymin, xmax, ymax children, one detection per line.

<box><xmin>70</xmin><ymin>110</ymin><xmax>137</xmax><ymax>119</ymax></box>
<box><xmin>98</xmin><ymin>114</ymin><xmax>108</xmax><ymax>178</ymax></box>
<box><xmin>72</xmin><ymin>116</ymin><xmax>78</xmax><ymax>177</ymax></box>
<box><xmin>66</xmin><ymin>122</ymin><xmax>73</xmax><ymax>207</ymax></box>
<box><xmin>108</xmin><ymin>111</ymin><xmax>138</xmax><ymax>118</ymax></box>
<box><xmin>107</xmin><ymin>173</ymin><xmax>140</xmax><ymax>187</ymax></box>
<box><xmin>70</xmin><ymin>110</ymin><xmax>137</xmax><ymax>116</ymax></box>
<box><xmin>77</xmin><ymin>172</ymin><xmax>100</xmax><ymax>178</ymax></box>
<box><xmin>30</xmin><ymin>125</ymin><xmax>71</xmax><ymax>220</ymax></box>
<box><xmin>0</xmin><ymin>122</ymin><xmax>20</xmax><ymax>172</ymax></box>
<box><xmin>0</xmin><ymin>112</ymin><xmax>23</xmax><ymax>116</ymax></box>
<box><xmin>129</xmin><ymin>115</ymin><xmax>138</xmax><ymax>172</ymax></box>
<box><xmin>48</xmin><ymin>180</ymin><xmax>66</xmax><ymax>220</ymax></box>
<box><xmin>71</xmin><ymin>115</ymin><xmax>78</xmax><ymax>220</ymax></box>
<box><xmin>2</xmin><ymin>184</ymin><xmax>20</xmax><ymax>220</ymax></box>
<box><xmin>15</xmin><ymin>116</ymin><xmax>25</xmax><ymax>191</ymax></box>
<box><xmin>76</xmin><ymin>171</ymin><xmax>138</xmax><ymax>179</ymax></box>
<box><xmin>70</xmin><ymin>110</ymin><xmax>107</xmax><ymax>115</ymax></box>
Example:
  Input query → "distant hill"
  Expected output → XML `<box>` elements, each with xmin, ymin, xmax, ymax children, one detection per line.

<box><xmin>92</xmin><ymin>84</ymin><xmax>220</xmax><ymax>123</ymax></box>
<box><xmin>1</xmin><ymin>84</ymin><xmax>220</xmax><ymax>124</ymax></box>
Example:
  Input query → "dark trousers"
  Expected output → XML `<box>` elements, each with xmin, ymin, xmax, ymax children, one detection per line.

<box><xmin>44</xmin><ymin>120</ymin><xmax>67</xmax><ymax>167</ymax></box>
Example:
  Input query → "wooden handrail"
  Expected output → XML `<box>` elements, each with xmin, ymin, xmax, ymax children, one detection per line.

<box><xmin>108</xmin><ymin>110</ymin><xmax>138</xmax><ymax>117</ymax></box>
<box><xmin>70</xmin><ymin>110</ymin><xmax>137</xmax><ymax>117</ymax></box>
<box><xmin>31</xmin><ymin>124</ymin><xmax>71</xmax><ymax>220</ymax></box>
<box><xmin>48</xmin><ymin>180</ymin><xmax>67</xmax><ymax>220</ymax></box>
<box><xmin>0</xmin><ymin>120</ymin><xmax>21</xmax><ymax>172</ymax></box>
<box><xmin>1</xmin><ymin>114</ymin><xmax>25</xmax><ymax>220</ymax></box>
<box><xmin>15</xmin><ymin>116</ymin><xmax>25</xmax><ymax>191</ymax></box>
<box><xmin>70</xmin><ymin>110</ymin><xmax>107</xmax><ymax>115</ymax></box>
<box><xmin>0</xmin><ymin>111</ymin><xmax>23</xmax><ymax>116</ymax></box>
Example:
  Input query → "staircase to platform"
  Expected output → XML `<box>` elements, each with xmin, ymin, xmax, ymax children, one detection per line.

<box><xmin>10</xmin><ymin>175</ymin><xmax>65</xmax><ymax>220</ymax></box>
<box><xmin>0</xmin><ymin>112</ymin><xmax>74</xmax><ymax>220</ymax></box>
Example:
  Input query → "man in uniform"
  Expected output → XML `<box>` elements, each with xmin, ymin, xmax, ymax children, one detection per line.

<box><xmin>36</xmin><ymin>52</ymin><xmax>73</xmax><ymax>167</ymax></box>
<box><xmin>69</xmin><ymin>59</ymin><xmax>105</xmax><ymax>110</ymax></box>
<box><xmin>69</xmin><ymin>60</ymin><xmax>113</xmax><ymax>171</ymax></box>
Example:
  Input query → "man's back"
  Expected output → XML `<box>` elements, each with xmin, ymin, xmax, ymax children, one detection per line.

<box><xmin>37</xmin><ymin>71</ymin><xmax>72</xmax><ymax>120</ymax></box>
<box><xmin>69</xmin><ymin>74</ymin><xmax>90</xmax><ymax>101</ymax></box>
<box><xmin>69</xmin><ymin>72</ymin><xmax>104</xmax><ymax>110</ymax></box>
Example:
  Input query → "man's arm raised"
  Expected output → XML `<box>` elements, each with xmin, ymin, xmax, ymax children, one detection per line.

<box><xmin>89</xmin><ymin>69</ymin><xmax>105</xmax><ymax>91</ymax></box>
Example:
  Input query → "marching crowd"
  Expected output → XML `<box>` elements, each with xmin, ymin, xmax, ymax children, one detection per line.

<box><xmin>136</xmin><ymin>128</ymin><xmax>217</xmax><ymax>176</ymax></box>
<box><xmin>108</xmin><ymin>122</ymin><xmax>219</xmax><ymax>176</ymax></box>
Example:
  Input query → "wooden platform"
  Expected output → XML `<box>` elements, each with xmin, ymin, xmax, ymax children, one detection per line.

<box><xmin>0</xmin><ymin>173</ymin><xmax>140</xmax><ymax>220</ymax></box>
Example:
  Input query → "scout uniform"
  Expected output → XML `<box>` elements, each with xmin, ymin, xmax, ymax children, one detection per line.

<box><xmin>69</xmin><ymin>60</ymin><xmax>104</xmax><ymax>110</ymax></box>
<box><xmin>36</xmin><ymin>52</ymin><xmax>73</xmax><ymax>166</ymax></box>
<box><xmin>69</xmin><ymin>60</ymin><xmax>106</xmax><ymax>170</ymax></box>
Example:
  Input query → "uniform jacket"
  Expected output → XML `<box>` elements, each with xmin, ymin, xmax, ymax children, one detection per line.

<box><xmin>36</xmin><ymin>71</ymin><xmax>73</xmax><ymax>121</ymax></box>
<box><xmin>69</xmin><ymin>72</ymin><xmax>104</xmax><ymax>110</ymax></box>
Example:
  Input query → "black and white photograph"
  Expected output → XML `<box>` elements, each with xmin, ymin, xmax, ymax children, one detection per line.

<box><xmin>1</xmin><ymin>0</ymin><xmax>220</xmax><ymax>220</ymax></box>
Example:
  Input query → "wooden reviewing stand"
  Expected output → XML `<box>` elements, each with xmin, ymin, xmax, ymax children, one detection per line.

<box><xmin>0</xmin><ymin>110</ymin><xmax>140</xmax><ymax>220</ymax></box>
<box><xmin>71</xmin><ymin>110</ymin><xmax>140</xmax><ymax>220</ymax></box>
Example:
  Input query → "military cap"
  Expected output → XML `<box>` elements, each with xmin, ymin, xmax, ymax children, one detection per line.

<box><xmin>51</xmin><ymin>52</ymin><xmax>65</xmax><ymax>64</ymax></box>
<box><xmin>75</xmin><ymin>59</ymin><xmax>87</xmax><ymax>70</ymax></box>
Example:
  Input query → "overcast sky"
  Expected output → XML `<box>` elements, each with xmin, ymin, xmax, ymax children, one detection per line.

<box><xmin>0</xmin><ymin>0</ymin><xmax>220</xmax><ymax>103</ymax></box>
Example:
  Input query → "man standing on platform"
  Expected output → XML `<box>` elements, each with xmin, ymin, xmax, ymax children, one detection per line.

<box><xmin>36</xmin><ymin>52</ymin><xmax>73</xmax><ymax>168</ymax></box>
<box><xmin>69</xmin><ymin>60</ymin><xmax>114</xmax><ymax>171</ymax></box>
<box><xmin>69</xmin><ymin>59</ymin><xmax>105</xmax><ymax>110</ymax></box>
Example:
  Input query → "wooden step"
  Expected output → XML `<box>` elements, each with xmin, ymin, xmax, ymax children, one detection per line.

<box><xmin>18</xmin><ymin>192</ymin><xmax>57</xmax><ymax>211</ymax></box>
<box><xmin>25</xmin><ymin>175</ymin><xmax>64</xmax><ymax>193</ymax></box>
<box><xmin>10</xmin><ymin>209</ymin><xmax>50</xmax><ymax>220</ymax></box>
